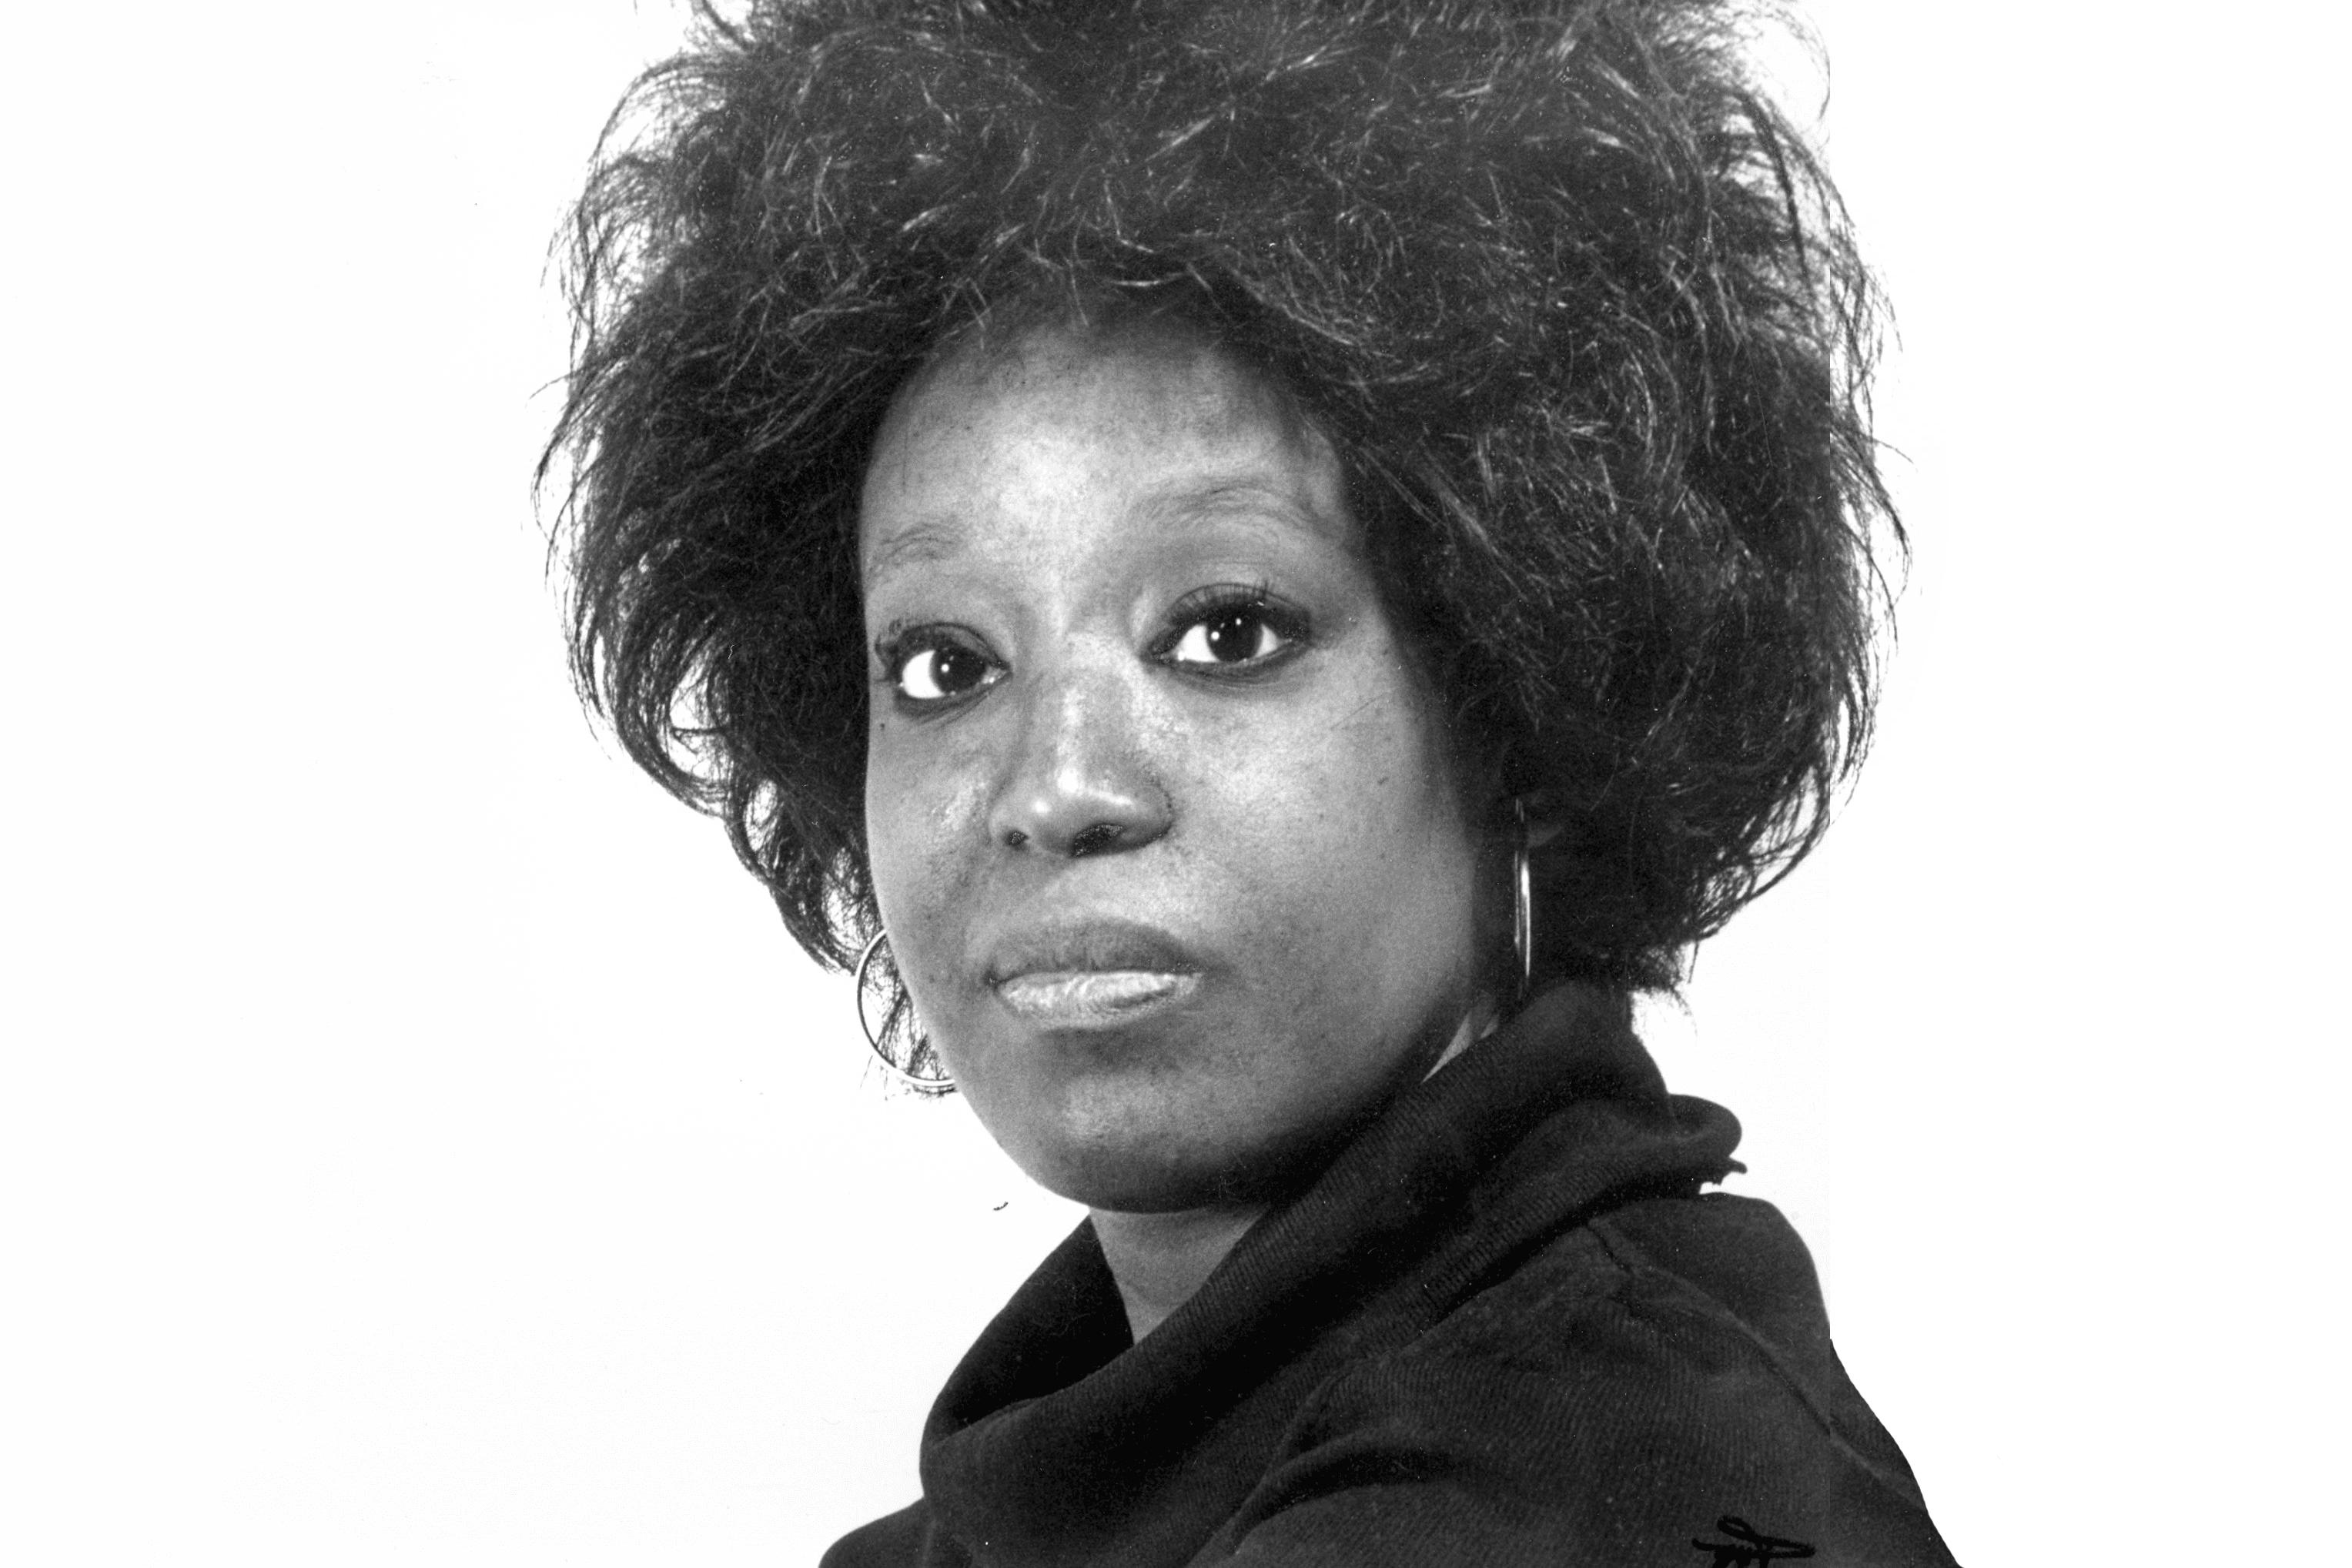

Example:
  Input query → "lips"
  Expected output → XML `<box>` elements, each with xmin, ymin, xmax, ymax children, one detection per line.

<box><xmin>985</xmin><ymin>918</ymin><xmax>1206</xmax><ymax>1028</ymax></box>
<box><xmin>995</xmin><ymin>968</ymin><xmax>1203</xmax><ymax>1025</ymax></box>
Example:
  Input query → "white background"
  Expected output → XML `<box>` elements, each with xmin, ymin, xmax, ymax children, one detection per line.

<box><xmin>4</xmin><ymin>2</ymin><xmax>2345</xmax><ymax>1563</ymax></box>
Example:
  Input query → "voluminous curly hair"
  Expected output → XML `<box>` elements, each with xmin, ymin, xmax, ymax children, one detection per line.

<box><xmin>545</xmin><ymin>0</ymin><xmax>1896</xmax><ymax>995</ymax></box>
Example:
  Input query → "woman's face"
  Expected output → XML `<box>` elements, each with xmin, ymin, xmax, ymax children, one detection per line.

<box><xmin>858</xmin><ymin>322</ymin><xmax>1487</xmax><ymax>1213</ymax></box>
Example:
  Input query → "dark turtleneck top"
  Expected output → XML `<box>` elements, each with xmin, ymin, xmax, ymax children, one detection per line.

<box><xmin>822</xmin><ymin>985</ymin><xmax>1958</xmax><ymax>1566</ymax></box>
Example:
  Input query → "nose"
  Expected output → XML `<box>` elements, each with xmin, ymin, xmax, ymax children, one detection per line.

<box><xmin>986</xmin><ymin>660</ymin><xmax>1172</xmax><ymax>858</ymax></box>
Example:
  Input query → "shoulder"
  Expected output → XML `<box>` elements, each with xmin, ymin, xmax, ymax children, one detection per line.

<box><xmin>818</xmin><ymin>1498</ymin><xmax>932</xmax><ymax>1568</ymax></box>
<box><xmin>1423</xmin><ymin>1198</ymin><xmax>1855</xmax><ymax>1404</ymax></box>
<box><xmin>1225</xmin><ymin>1192</ymin><xmax>1956</xmax><ymax>1566</ymax></box>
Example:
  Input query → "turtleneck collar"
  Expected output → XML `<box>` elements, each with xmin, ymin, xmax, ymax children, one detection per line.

<box><xmin>911</xmin><ymin>983</ymin><xmax>1741</xmax><ymax>1564</ymax></box>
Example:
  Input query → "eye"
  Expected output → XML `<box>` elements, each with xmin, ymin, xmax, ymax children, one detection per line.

<box><xmin>890</xmin><ymin>638</ymin><xmax>1000</xmax><ymax>703</ymax></box>
<box><xmin>1166</xmin><ymin>603</ymin><xmax>1294</xmax><ymax>667</ymax></box>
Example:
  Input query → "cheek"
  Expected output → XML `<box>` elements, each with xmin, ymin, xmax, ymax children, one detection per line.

<box><xmin>1340</xmin><ymin>696</ymin><xmax>1480</xmax><ymax>957</ymax></box>
<box><xmin>1206</xmin><ymin>669</ymin><xmax>1477</xmax><ymax>960</ymax></box>
<box><xmin>1308</xmin><ymin>667</ymin><xmax>1468</xmax><ymax>859</ymax></box>
<box><xmin>863</xmin><ymin>720</ymin><xmax>997</xmax><ymax>969</ymax></box>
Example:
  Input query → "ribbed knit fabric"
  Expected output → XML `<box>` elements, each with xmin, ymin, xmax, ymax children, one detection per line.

<box><xmin>821</xmin><ymin>985</ymin><xmax>1958</xmax><ymax>1566</ymax></box>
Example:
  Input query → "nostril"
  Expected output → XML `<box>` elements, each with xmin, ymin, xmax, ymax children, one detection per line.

<box><xmin>1067</xmin><ymin>822</ymin><xmax>1124</xmax><ymax>858</ymax></box>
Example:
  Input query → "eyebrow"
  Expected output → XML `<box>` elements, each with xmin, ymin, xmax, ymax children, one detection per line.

<box><xmin>862</xmin><ymin>473</ymin><xmax>1350</xmax><ymax>591</ymax></box>
<box><xmin>1134</xmin><ymin>476</ymin><xmax>1347</xmax><ymax>539</ymax></box>
<box><xmin>861</xmin><ymin>520</ymin><xmax>965</xmax><ymax>587</ymax></box>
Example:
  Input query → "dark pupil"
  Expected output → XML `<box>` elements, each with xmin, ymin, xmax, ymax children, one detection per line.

<box><xmin>1204</xmin><ymin>609</ymin><xmax>1260</xmax><ymax>663</ymax></box>
<box><xmin>934</xmin><ymin>644</ymin><xmax>985</xmax><ymax>691</ymax></box>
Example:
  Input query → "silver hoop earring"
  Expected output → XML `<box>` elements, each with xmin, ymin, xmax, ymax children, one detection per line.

<box><xmin>1512</xmin><ymin>798</ymin><xmax>1534</xmax><ymax>998</ymax></box>
<box><xmin>853</xmin><ymin>929</ymin><xmax>953</xmax><ymax>1090</ymax></box>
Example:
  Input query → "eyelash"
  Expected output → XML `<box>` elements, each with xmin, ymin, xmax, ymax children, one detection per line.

<box><xmin>1148</xmin><ymin>583</ymin><xmax>1310</xmax><ymax>672</ymax></box>
<box><xmin>875</xmin><ymin>626</ymin><xmax>1000</xmax><ymax>710</ymax></box>
<box><xmin>875</xmin><ymin>584</ymin><xmax>1311</xmax><ymax>710</ymax></box>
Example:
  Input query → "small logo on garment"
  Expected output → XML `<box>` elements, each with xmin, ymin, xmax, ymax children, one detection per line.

<box><xmin>1691</xmin><ymin>1516</ymin><xmax>1815</xmax><ymax>1566</ymax></box>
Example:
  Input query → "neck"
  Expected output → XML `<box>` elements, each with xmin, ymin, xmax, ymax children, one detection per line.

<box><xmin>1089</xmin><ymin>997</ymin><xmax>1501</xmax><ymax>1343</ymax></box>
<box><xmin>1089</xmin><ymin>1203</ymin><xmax>1266</xmax><ymax>1343</ymax></box>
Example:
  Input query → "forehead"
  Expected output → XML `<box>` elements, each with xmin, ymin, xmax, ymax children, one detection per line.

<box><xmin>857</xmin><ymin>323</ymin><xmax>1355</xmax><ymax>587</ymax></box>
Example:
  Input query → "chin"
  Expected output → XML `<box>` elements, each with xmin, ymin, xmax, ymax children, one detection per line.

<box><xmin>1011</xmin><ymin>1102</ymin><xmax>1354</xmax><ymax>1215</ymax></box>
<box><xmin>1033</xmin><ymin>1153</ymin><xmax>1276</xmax><ymax>1215</ymax></box>
<box><xmin>942</xmin><ymin>997</ymin><xmax>1436</xmax><ymax>1215</ymax></box>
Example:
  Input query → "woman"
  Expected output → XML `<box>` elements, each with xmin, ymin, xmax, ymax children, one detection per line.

<box><xmin>547</xmin><ymin>0</ymin><xmax>1958</xmax><ymax>1562</ymax></box>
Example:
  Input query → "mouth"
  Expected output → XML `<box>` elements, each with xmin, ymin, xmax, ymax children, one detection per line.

<box><xmin>994</xmin><ymin>969</ymin><xmax>1204</xmax><ymax>1025</ymax></box>
<box><xmin>985</xmin><ymin>918</ymin><xmax>1206</xmax><ymax>1028</ymax></box>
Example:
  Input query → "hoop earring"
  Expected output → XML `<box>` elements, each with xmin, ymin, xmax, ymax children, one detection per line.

<box><xmin>1512</xmin><ymin>797</ymin><xmax>1534</xmax><ymax>998</ymax></box>
<box><xmin>853</xmin><ymin>929</ymin><xmax>953</xmax><ymax>1090</ymax></box>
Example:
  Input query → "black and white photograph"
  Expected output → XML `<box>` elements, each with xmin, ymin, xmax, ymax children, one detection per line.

<box><xmin>5</xmin><ymin>2</ymin><xmax>2343</xmax><ymax>1563</ymax></box>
